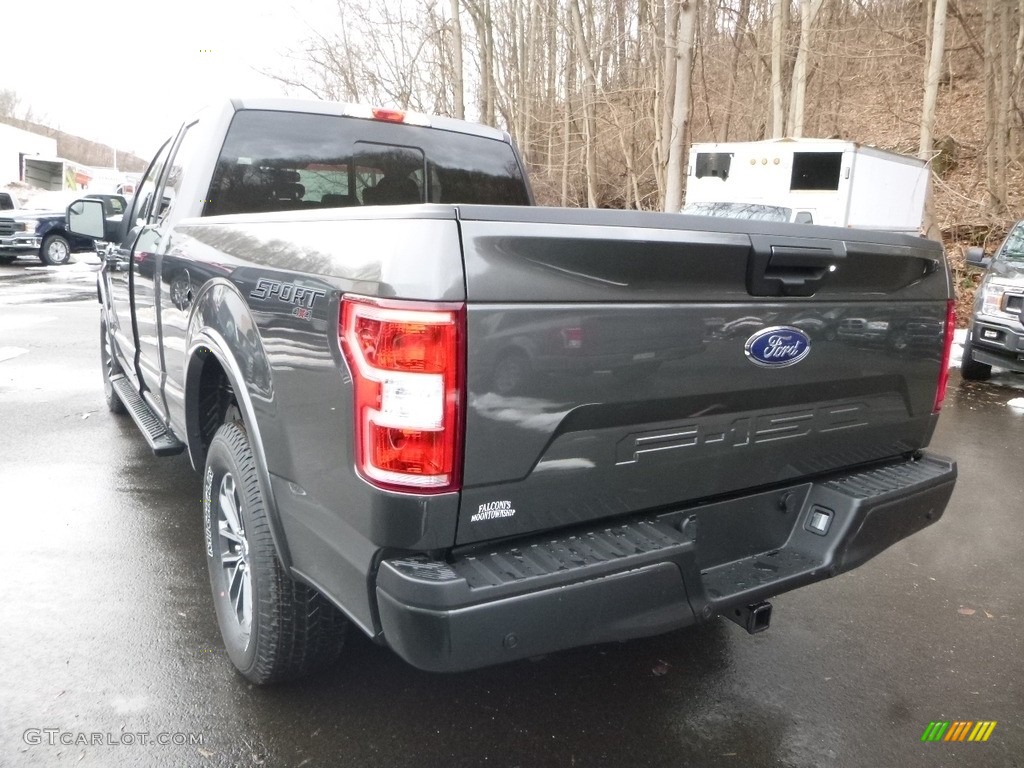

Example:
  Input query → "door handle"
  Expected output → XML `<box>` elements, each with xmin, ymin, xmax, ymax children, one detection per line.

<box><xmin>748</xmin><ymin>241</ymin><xmax>846</xmax><ymax>297</ymax></box>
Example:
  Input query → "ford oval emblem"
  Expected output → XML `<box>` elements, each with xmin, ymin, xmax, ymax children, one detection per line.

<box><xmin>744</xmin><ymin>326</ymin><xmax>811</xmax><ymax>367</ymax></box>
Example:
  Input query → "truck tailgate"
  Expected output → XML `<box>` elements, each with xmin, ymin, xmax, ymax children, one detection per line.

<box><xmin>455</xmin><ymin>207</ymin><xmax>948</xmax><ymax>545</ymax></box>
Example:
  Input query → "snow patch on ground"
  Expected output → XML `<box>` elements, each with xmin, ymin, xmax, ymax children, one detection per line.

<box><xmin>949</xmin><ymin>329</ymin><xmax>967</xmax><ymax>368</ymax></box>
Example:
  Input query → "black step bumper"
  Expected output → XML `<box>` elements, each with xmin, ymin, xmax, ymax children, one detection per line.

<box><xmin>375</xmin><ymin>452</ymin><xmax>956</xmax><ymax>672</ymax></box>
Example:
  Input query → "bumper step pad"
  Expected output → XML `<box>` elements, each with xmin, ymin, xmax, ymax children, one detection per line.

<box><xmin>376</xmin><ymin>453</ymin><xmax>956</xmax><ymax>672</ymax></box>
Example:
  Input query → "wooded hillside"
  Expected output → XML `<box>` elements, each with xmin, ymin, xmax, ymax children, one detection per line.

<box><xmin>276</xmin><ymin>0</ymin><xmax>1021</xmax><ymax>245</ymax></box>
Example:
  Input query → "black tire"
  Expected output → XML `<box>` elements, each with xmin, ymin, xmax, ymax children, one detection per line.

<box><xmin>40</xmin><ymin>234</ymin><xmax>71</xmax><ymax>266</ymax></box>
<box><xmin>960</xmin><ymin>335</ymin><xmax>992</xmax><ymax>381</ymax></box>
<box><xmin>100</xmin><ymin>319</ymin><xmax>127</xmax><ymax>415</ymax></box>
<box><xmin>204</xmin><ymin>421</ymin><xmax>347</xmax><ymax>684</ymax></box>
<box><xmin>492</xmin><ymin>350</ymin><xmax>532</xmax><ymax>396</ymax></box>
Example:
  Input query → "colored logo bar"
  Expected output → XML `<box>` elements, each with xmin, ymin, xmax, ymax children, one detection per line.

<box><xmin>921</xmin><ymin>721</ymin><xmax>997</xmax><ymax>742</ymax></box>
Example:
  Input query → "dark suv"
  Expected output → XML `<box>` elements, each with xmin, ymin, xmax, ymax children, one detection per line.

<box><xmin>0</xmin><ymin>192</ymin><xmax>126</xmax><ymax>265</ymax></box>
<box><xmin>961</xmin><ymin>221</ymin><xmax>1024</xmax><ymax>380</ymax></box>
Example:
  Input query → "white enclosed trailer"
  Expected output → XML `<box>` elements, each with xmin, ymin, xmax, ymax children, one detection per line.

<box><xmin>683</xmin><ymin>138</ymin><xmax>929</xmax><ymax>234</ymax></box>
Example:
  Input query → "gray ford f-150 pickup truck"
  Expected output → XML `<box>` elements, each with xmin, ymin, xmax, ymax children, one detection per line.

<box><xmin>960</xmin><ymin>221</ymin><xmax>1024</xmax><ymax>379</ymax></box>
<box><xmin>68</xmin><ymin>98</ymin><xmax>957</xmax><ymax>685</ymax></box>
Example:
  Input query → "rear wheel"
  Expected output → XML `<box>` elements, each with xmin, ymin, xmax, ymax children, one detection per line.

<box><xmin>204</xmin><ymin>421</ymin><xmax>347</xmax><ymax>684</ymax></box>
<box><xmin>40</xmin><ymin>234</ymin><xmax>71</xmax><ymax>266</ymax></box>
<box><xmin>960</xmin><ymin>336</ymin><xmax>992</xmax><ymax>381</ymax></box>
<box><xmin>100</xmin><ymin>319</ymin><xmax>127</xmax><ymax>414</ymax></box>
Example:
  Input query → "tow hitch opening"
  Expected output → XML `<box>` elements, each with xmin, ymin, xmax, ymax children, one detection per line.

<box><xmin>724</xmin><ymin>601</ymin><xmax>773</xmax><ymax>634</ymax></box>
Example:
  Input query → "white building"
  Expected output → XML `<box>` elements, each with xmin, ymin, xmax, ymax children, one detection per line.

<box><xmin>0</xmin><ymin>122</ymin><xmax>58</xmax><ymax>185</ymax></box>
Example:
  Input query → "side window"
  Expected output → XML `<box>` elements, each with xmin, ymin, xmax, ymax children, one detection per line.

<box><xmin>790</xmin><ymin>152</ymin><xmax>842</xmax><ymax>191</ymax></box>
<box><xmin>130</xmin><ymin>140</ymin><xmax>172</xmax><ymax>228</ymax></box>
<box><xmin>156</xmin><ymin>121</ymin><xmax>202</xmax><ymax>226</ymax></box>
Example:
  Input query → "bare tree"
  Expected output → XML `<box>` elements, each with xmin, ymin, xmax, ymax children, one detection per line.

<box><xmin>658</xmin><ymin>0</ymin><xmax>681</xmax><ymax>195</ymax></box>
<box><xmin>260</xmin><ymin>0</ymin><xmax>1021</xmax><ymax>222</ymax></box>
<box><xmin>664</xmin><ymin>0</ymin><xmax>697</xmax><ymax>211</ymax></box>
<box><xmin>787</xmin><ymin>0</ymin><xmax>825</xmax><ymax>137</ymax></box>
<box><xmin>770</xmin><ymin>0</ymin><xmax>788</xmax><ymax>137</ymax></box>
<box><xmin>919</xmin><ymin>0</ymin><xmax>948</xmax><ymax>239</ymax></box>
<box><xmin>570</xmin><ymin>0</ymin><xmax>601</xmax><ymax>206</ymax></box>
<box><xmin>723</xmin><ymin>0</ymin><xmax>753</xmax><ymax>141</ymax></box>
<box><xmin>450</xmin><ymin>0</ymin><xmax>467</xmax><ymax>119</ymax></box>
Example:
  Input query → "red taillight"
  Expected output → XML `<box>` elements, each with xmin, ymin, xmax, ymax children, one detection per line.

<box><xmin>933</xmin><ymin>299</ymin><xmax>956</xmax><ymax>413</ymax></box>
<box><xmin>371</xmin><ymin>107</ymin><xmax>406</xmax><ymax>123</ymax></box>
<box><xmin>340</xmin><ymin>296</ymin><xmax>463</xmax><ymax>492</ymax></box>
<box><xmin>561</xmin><ymin>326</ymin><xmax>583</xmax><ymax>349</ymax></box>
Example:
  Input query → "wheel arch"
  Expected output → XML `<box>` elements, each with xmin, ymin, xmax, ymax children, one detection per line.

<box><xmin>183</xmin><ymin>305</ymin><xmax>291</xmax><ymax>570</ymax></box>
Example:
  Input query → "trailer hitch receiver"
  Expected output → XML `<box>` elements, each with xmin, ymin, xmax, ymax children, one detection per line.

<box><xmin>723</xmin><ymin>601</ymin><xmax>772</xmax><ymax>634</ymax></box>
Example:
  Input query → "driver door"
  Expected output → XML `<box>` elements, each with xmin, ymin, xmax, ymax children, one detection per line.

<box><xmin>105</xmin><ymin>139</ymin><xmax>171</xmax><ymax>392</ymax></box>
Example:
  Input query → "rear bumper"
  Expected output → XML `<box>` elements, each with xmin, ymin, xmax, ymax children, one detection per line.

<box><xmin>376</xmin><ymin>452</ymin><xmax>956</xmax><ymax>672</ymax></box>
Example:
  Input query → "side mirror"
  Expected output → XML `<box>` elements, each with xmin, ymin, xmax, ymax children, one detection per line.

<box><xmin>67</xmin><ymin>198</ymin><xmax>106</xmax><ymax>239</ymax></box>
<box><xmin>965</xmin><ymin>246</ymin><xmax>991</xmax><ymax>269</ymax></box>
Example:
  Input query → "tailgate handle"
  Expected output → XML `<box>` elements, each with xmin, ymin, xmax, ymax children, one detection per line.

<box><xmin>748</xmin><ymin>244</ymin><xmax>845</xmax><ymax>297</ymax></box>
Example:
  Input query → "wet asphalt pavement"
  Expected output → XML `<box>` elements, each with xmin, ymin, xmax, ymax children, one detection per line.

<box><xmin>1</xmin><ymin>254</ymin><xmax>1022</xmax><ymax>768</ymax></box>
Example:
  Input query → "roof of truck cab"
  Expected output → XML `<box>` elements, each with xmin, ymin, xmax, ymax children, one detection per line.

<box><xmin>222</xmin><ymin>97</ymin><xmax>511</xmax><ymax>144</ymax></box>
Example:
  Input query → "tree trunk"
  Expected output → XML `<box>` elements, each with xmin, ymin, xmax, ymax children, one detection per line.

<box><xmin>983</xmin><ymin>0</ymin><xmax>999</xmax><ymax>213</ymax></box>
<box><xmin>570</xmin><ymin>0</ymin><xmax>600</xmax><ymax>207</ymax></box>
<box><xmin>771</xmin><ymin>0</ymin><xmax>787</xmax><ymax>138</ymax></box>
<box><xmin>787</xmin><ymin>0</ymin><xmax>824</xmax><ymax>138</ymax></box>
<box><xmin>562</xmin><ymin>31</ymin><xmax>576</xmax><ymax>207</ymax></box>
<box><xmin>659</xmin><ymin>0</ymin><xmax>680</xmax><ymax>187</ymax></box>
<box><xmin>919</xmin><ymin>0</ymin><xmax>948</xmax><ymax>160</ymax></box>
<box><xmin>468</xmin><ymin>0</ymin><xmax>496</xmax><ymax>125</ymax></box>
<box><xmin>723</xmin><ymin>0</ymin><xmax>752</xmax><ymax>142</ymax></box>
<box><xmin>449</xmin><ymin>0</ymin><xmax>465</xmax><ymax>120</ymax></box>
<box><xmin>996</xmin><ymin>0</ymin><xmax>1010</xmax><ymax>213</ymax></box>
<box><xmin>545</xmin><ymin>0</ymin><xmax>558</xmax><ymax>175</ymax></box>
<box><xmin>664</xmin><ymin>0</ymin><xmax>697</xmax><ymax>212</ymax></box>
<box><xmin>919</xmin><ymin>0</ymin><xmax>948</xmax><ymax>240</ymax></box>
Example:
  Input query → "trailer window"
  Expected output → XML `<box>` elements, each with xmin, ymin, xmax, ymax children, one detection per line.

<box><xmin>790</xmin><ymin>152</ymin><xmax>842</xmax><ymax>190</ymax></box>
<box><xmin>694</xmin><ymin>152</ymin><xmax>732</xmax><ymax>180</ymax></box>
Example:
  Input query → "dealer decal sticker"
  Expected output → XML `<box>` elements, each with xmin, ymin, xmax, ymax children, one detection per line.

<box><xmin>471</xmin><ymin>500</ymin><xmax>516</xmax><ymax>523</ymax></box>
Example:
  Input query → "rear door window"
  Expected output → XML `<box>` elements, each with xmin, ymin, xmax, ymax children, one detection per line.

<box><xmin>130</xmin><ymin>140</ymin><xmax>172</xmax><ymax>226</ymax></box>
<box><xmin>156</xmin><ymin>121</ymin><xmax>203</xmax><ymax>226</ymax></box>
<box><xmin>205</xmin><ymin>110</ymin><xmax>530</xmax><ymax>216</ymax></box>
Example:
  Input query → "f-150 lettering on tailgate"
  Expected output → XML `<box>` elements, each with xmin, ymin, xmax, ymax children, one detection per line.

<box><xmin>615</xmin><ymin>402</ymin><xmax>869</xmax><ymax>466</ymax></box>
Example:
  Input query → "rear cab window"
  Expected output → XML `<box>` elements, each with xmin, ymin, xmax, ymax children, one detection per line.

<box><xmin>204</xmin><ymin>110</ymin><xmax>531</xmax><ymax>217</ymax></box>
